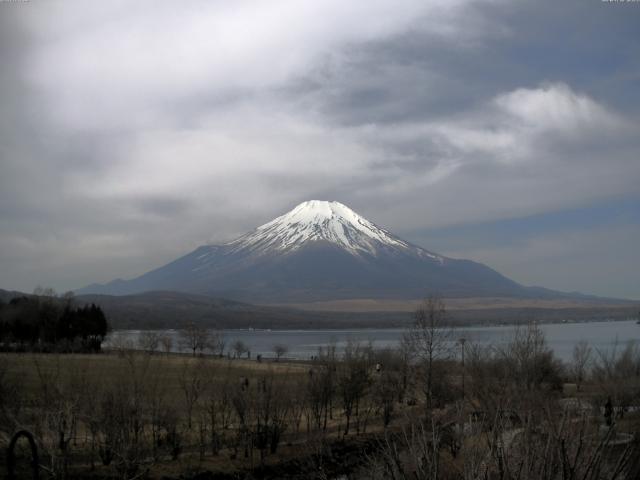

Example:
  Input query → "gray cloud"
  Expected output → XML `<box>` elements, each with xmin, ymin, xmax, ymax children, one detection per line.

<box><xmin>0</xmin><ymin>0</ymin><xmax>639</xmax><ymax>298</ymax></box>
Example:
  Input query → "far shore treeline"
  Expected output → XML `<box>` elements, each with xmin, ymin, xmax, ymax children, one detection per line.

<box><xmin>0</xmin><ymin>288</ymin><xmax>109</xmax><ymax>352</ymax></box>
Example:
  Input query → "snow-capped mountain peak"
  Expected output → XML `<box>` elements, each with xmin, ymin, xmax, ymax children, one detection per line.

<box><xmin>76</xmin><ymin>199</ymin><xmax>534</xmax><ymax>302</ymax></box>
<box><xmin>226</xmin><ymin>200</ymin><xmax>422</xmax><ymax>256</ymax></box>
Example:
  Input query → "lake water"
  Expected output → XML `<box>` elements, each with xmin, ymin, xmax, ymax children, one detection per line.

<box><xmin>107</xmin><ymin>319</ymin><xmax>640</xmax><ymax>362</ymax></box>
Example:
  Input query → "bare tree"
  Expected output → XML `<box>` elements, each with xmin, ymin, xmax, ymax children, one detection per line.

<box><xmin>250</xmin><ymin>372</ymin><xmax>291</xmax><ymax>463</ymax></box>
<box><xmin>160</xmin><ymin>334</ymin><xmax>173</xmax><ymax>355</ymax></box>
<box><xmin>571</xmin><ymin>340</ymin><xmax>592</xmax><ymax>392</ymax></box>
<box><xmin>203</xmin><ymin>361</ymin><xmax>234</xmax><ymax>455</ymax></box>
<box><xmin>404</xmin><ymin>296</ymin><xmax>453</xmax><ymax>410</ymax></box>
<box><xmin>372</xmin><ymin>363</ymin><xmax>400</xmax><ymax>429</ymax></box>
<box><xmin>32</xmin><ymin>355</ymin><xmax>93</xmax><ymax>478</ymax></box>
<box><xmin>306</xmin><ymin>365</ymin><xmax>333</xmax><ymax>432</ymax></box>
<box><xmin>272</xmin><ymin>344</ymin><xmax>288</xmax><ymax>361</ymax></box>
<box><xmin>368</xmin><ymin>420</ymin><xmax>444</xmax><ymax>480</ymax></box>
<box><xmin>206</xmin><ymin>330</ymin><xmax>226</xmax><ymax>357</ymax></box>
<box><xmin>592</xmin><ymin>340</ymin><xmax>640</xmax><ymax>419</ymax></box>
<box><xmin>501</xmin><ymin>322</ymin><xmax>562</xmax><ymax>392</ymax></box>
<box><xmin>179</xmin><ymin>358</ymin><xmax>207</xmax><ymax>430</ymax></box>
<box><xmin>232</xmin><ymin>340</ymin><xmax>248</xmax><ymax>359</ymax></box>
<box><xmin>179</xmin><ymin>322</ymin><xmax>210</xmax><ymax>356</ymax></box>
<box><xmin>138</xmin><ymin>331</ymin><xmax>160</xmax><ymax>354</ymax></box>
<box><xmin>95</xmin><ymin>352</ymin><xmax>156</xmax><ymax>477</ymax></box>
<box><xmin>337</xmin><ymin>341</ymin><xmax>371</xmax><ymax>436</ymax></box>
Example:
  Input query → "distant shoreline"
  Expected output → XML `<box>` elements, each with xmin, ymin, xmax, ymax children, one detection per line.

<box><xmin>110</xmin><ymin>315</ymin><xmax>638</xmax><ymax>333</ymax></box>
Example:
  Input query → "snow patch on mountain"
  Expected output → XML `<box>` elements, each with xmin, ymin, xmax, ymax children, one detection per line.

<box><xmin>222</xmin><ymin>200</ymin><xmax>442</xmax><ymax>260</ymax></box>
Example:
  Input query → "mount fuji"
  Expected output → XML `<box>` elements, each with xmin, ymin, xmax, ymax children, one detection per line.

<box><xmin>77</xmin><ymin>200</ymin><xmax>562</xmax><ymax>302</ymax></box>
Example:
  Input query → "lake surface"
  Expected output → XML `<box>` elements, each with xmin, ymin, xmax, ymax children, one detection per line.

<box><xmin>107</xmin><ymin>319</ymin><xmax>640</xmax><ymax>362</ymax></box>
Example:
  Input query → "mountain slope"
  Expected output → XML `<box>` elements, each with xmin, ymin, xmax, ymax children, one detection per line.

<box><xmin>77</xmin><ymin>200</ymin><xmax>560</xmax><ymax>302</ymax></box>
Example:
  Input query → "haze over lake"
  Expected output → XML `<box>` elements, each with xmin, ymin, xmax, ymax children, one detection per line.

<box><xmin>109</xmin><ymin>319</ymin><xmax>640</xmax><ymax>362</ymax></box>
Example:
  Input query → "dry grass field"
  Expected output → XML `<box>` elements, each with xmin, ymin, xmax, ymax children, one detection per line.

<box><xmin>1</xmin><ymin>351</ymin><xmax>310</xmax><ymax>413</ymax></box>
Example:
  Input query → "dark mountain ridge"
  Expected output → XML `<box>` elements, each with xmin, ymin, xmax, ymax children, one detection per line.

<box><xmin>2</xmin><ymin>288</ymin><xmax>636</xmax><ymax>330</ymax></box>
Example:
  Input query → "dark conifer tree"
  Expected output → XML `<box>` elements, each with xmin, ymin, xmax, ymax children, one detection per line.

<box><xmin>0</xmin><ymin>294</ymin><xmax>109</xmax><ymax>352</ymax></box>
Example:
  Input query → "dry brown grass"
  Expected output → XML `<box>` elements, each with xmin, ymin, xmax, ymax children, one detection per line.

<box><xmin>1</xmin><ymin>351</ymin><xmax>309</xmax><ymax>409</ymax></box>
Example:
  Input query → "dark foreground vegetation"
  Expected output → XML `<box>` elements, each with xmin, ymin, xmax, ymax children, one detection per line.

<box><xmin>0</xmin><ymin>289</ymin><xmax>108</xmax><ymax>353</ymax></box>
<box><xmin>1</xmin><ymin>297</ymin><xmax>640</xmax><ymax>479</ymax></box>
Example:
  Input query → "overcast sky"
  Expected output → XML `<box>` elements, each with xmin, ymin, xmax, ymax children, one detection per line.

<box><xmin>1</xmin><ymin>0</ymin><xmax>639</xmax><ymax>299</ymax></box>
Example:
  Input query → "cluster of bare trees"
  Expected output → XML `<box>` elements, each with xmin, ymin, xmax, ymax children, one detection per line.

<box><xmin>179</xmin><ymin>322</ymin><xmax>225</xmax><ymax>357</ymax></box>
<box><xmin>0</xmin><ymin>343</ymin><xmax>413</xmax><ymax>478</ymax></box>
<box><xmin>369</xmin><ymin>406</ymin><xmax>640</xmax><ymax>480</ymax></box>
<box><xmin>367</xmin><ymin>298</ymin><xmax>640</xmax><ymax>480</ymax></box>
<box><xmin>299</xmin><ymin>340</ymin><xmax>416</xmax><ymax>441</ymax></box>
<box><xmin>122</xmin><ymin>325</ymin><xmax>294</xmax><ymax>363</ymax></box>
<box><xmin>128</xmin><ymin>323</ymin><xmax>226</xmax><ymax>357</ymax></box>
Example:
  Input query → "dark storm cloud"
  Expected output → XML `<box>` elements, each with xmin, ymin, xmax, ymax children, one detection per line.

<box><xmin>0</xmin><ymin>0</ymin><xmax>639</xmax><ymax>298</ymax></box>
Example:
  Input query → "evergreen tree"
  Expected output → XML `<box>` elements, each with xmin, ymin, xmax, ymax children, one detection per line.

<box><xmin>0</xmin><ymin>294</ymin><xmax>109</xmax><ymax>352</ymax></box>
